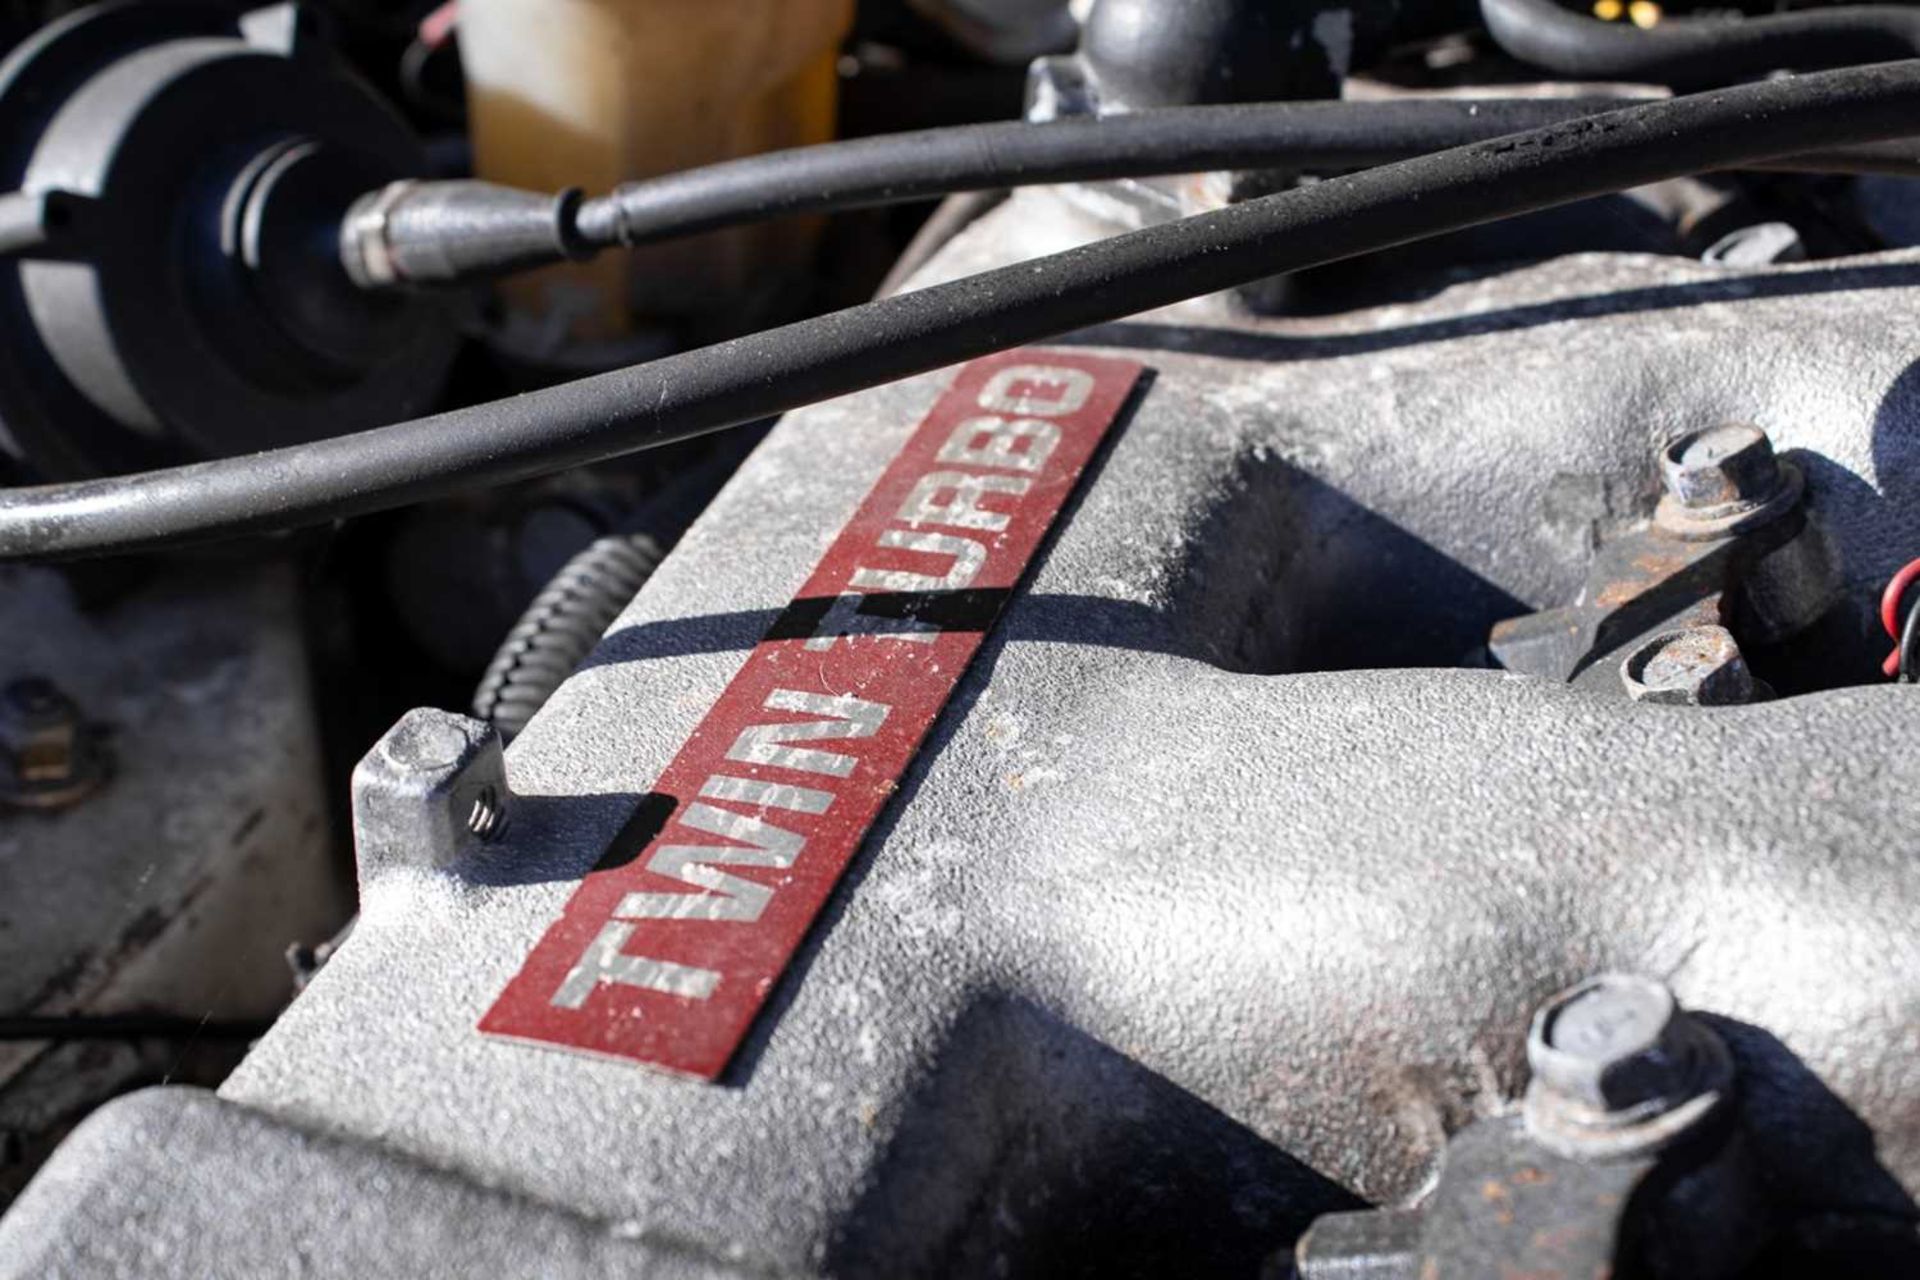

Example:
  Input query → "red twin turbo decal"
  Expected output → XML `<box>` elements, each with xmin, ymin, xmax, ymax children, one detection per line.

<box><xmin>479</xmin><ymin>350</ymin><xmax>1144</xmax><ymax>1078</ymax></box>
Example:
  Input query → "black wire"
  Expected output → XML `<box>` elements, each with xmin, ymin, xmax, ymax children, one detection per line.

<box><xmin>0</xmin><ymin>1015</ymin><xmax>273</xmax><ymax>1041</ymax></box>
<box><xmin>397</xmin><ymin>32</ymin><xmax>464</xmax><ymax>128</ymax></box>
<box><xmin>362</xmin><ymin>97</ymin><xmax>1920</xmax><ymax>288</ymax></box>
<box><xmin>1900</xmin><ymin>592</ymin><xmax>1920</xmax><ymax>683</ymax></box>
<box><xmin>1480</xmin><ymin>0</ymin><xmax>1920</xmax><ymax>87</ymax></box>
<box><xmin>573</xmin><ymin>98</ymin><xmax>1639</xmax><ymax>248</ymax></box>
<box><xmin>570</xmin><ymin>95</ymin><xmax>1920</xmax><ymax>251</ymax></box>
<box><xmin>10</xmin><ymin>61</ymin><xmax>1920</xmax><ymax>561</ymax></box>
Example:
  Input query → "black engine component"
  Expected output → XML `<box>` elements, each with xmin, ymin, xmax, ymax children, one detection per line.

<box><xmin>1075</xmin><ymin>0</ymin><xmax>1472</xmax><ymax>109</ymax></box>
<box><xmin>1481</xmin><ymin>0</ymin><xmax>1920</xmax><ymax>88</ymax></box>
<box><xmin>0</xmin><ymin>2</ymin><xmax>453</xmax><ymax>478</ymax></box>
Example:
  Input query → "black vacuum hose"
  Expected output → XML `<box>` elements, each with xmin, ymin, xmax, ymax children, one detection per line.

<box><xmin>19</xmin><ymin>60</ymin><xmax>1920</xmax><ymax>561</ymax></box>
<box><xmin>570</xmin><ymin>97</ymin><xmax>1648</xmax><ymax>249</ymax></box>
<box><xmin>342</xmin><ymin>95</ymin><xmax>1920</xmax><ymax>288</ymax></box>
<box><xmin>1481</xmin><ymin>0</ymin><xmax>1920</xmax><ymax>86</ymax></box>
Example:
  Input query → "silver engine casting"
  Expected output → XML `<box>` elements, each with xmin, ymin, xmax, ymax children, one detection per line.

<box><xmin>2</xmin><ymin>187</ymin><xmax>1918</xmax><ymax>1276</ymax></box>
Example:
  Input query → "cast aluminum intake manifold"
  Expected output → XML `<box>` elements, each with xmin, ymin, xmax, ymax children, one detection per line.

<box><xmin>2</xmin><ymin>188</ymin><xmax>1918</xmax><ymax>1277</ymax></box>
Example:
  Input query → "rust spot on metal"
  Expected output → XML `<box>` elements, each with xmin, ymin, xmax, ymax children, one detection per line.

<box><xmin>1631</xmin><ymin>550</ymin><xmax>1689</xmax><ymax>577</ymax></box>
<box><xmin>1532</xmin><ymin>1222</ymin><xmax>1591</xmax><ymax>1251</ymax></box>
<box><xmin>1482</xmin><ymin>1177</ymin><xmax>1516</xmax><ymax>1225</ymax></box>
<box><xmin>1593</xmin><ymin>580</ymin><xmax>1646</xmax><ymax>608</ymax></box>
<box><xmin>1591</xmin><ymin>547</ymin><xmax>1694</xmax><ymax>609</ymax></box>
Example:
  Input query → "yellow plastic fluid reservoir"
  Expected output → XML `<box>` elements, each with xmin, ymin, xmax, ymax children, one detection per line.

<box><xmin>459</xmin><ymin>0</ymin><xmax>853</xmax><ymax>346</ymax></box>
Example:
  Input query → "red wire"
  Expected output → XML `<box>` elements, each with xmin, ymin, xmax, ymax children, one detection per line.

<box><xmin>1879</xmin><ymin>557</ymin><xmax>1920</xmax><ymax>678</ymax></box>
<box><xmin>418</xmin><ymin>1</ymin><xmax>459</xmax><ymax>51</ymax></box>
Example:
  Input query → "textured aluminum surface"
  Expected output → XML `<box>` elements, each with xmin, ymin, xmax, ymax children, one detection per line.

<box><xmin>481</xmin><ymin>350</ymin><xmax>1142</xmax><ymax>1077</ymax></box>
<box><xmin>5</xmin><ymin>192</ymin><xmax>1920</xmax><ymax>1276</ymax></box>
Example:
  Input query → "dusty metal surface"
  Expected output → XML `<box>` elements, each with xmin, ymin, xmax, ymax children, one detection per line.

<box><xmin>4</xmin><ymin>192</ymin><xmax>1920</xmax><ymax>1275</ymax></box>
<box><xmin>0</xmin><ymin>560</ymin><xmax>341</xmax><ymax>1202</ymax></box>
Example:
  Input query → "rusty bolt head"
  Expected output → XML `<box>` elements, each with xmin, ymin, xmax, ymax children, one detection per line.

<box><xmin>1526</xmin><ymin>974</ymin><xmax>1728</xmax><ymax>1125</ymax></box>
<box><xmin>0</xmin><ymin>677</ymin><xmax>107</xmax><ymax>810</ymax></box>
<box><xmin>1659</xmin><ymin>424</ymin><xmax>1782</xmax><ymax>511</ymax></box>
<box><xmin>1621</xmin><ymin>626</ymin><xmax>1755</xmax><ymax>707</ymax></box>
<box><xmin>1654</xmin><ymin>424</ymin><xmax>1802</xmax><ymax>540</ymax></box>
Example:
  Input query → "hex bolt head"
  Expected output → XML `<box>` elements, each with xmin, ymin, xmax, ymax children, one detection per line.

<box><xmin>1524</xmin><ymin>974</ymin><xmax>1734</xmax><ymax>1160</ymax></box>
<box><xmin>351</xmin><ymin>708</ymin><xmax>509</xmax><ymax>887</ymax></box>
<box><xmin>4</xmin><ymin>679</ymin><xmax>76</xmax><ymax>776</ymax></box>
<box><xmin>1620</xmin><ymin>625</ymin><xmax>1755</xmax><ymax>706</ymax></box>
<box><xmin>1654</xmin><ymin>424</ymin><xmax>1803</xmax><ymax>540</ymax></box>
<box><xmin>1530</xmin><ymin>974</ymin><xmax>1683</xmax><ymax>1114</ymax></box>
<box><xmin>384</xmin><ymin>712</ymin><xmax>474</xmax><ymax>773</ymax></box>
<box><xmin>1700</xmin><ymin>221</ymin><xmax>1805</xmax><ymax>269</ymax></box>
<box><xmin>0</xmin><ymin>676</ymin><xmax>107</xmax><ymax>810</ymax></box>
<box><xmin>1025</xmin><ymin>53</ymin><xmax>1098</xmax><ymax>121</ymax></box>
<box><xmin>1659</xmin><ymin>424</ymin><xmax>1782</xmax><ymax>511</ymax></box>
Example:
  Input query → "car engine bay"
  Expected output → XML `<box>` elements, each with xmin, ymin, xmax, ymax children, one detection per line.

<box><xmin>0</xmin><ymin>0</ymin><xmax>1917</xmax><ymax>1275</ymax></box>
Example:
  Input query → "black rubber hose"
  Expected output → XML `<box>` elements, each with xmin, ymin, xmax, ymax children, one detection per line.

<box><xmin>473</xmin><ymin>533</ymin><xmax>662</xmax><ymax>739</ymax></box>
<box><xmin>573</xmin><ymin>98</ymin><xmax>1644</xmax><ymax>248</ymax></box>
<box><xmin>570</xmin><ymin>94</ymin><xmax>1920</xmax><ymax>250</ymax></box>
<box><xmin>1481</xmin><ymin>0</ymin><xmax>1920</xmax><ymax>86</ymax></box>
<box><xmin>348</xmin><ymin>98</ymin><xmax>1920</xmax><ymax>287</ymax></box>
<box><xmin>13</xmin><ymin>61</ymin><xmax>1920</xmax><ymax>561</ymax></box>
<box><xmin>0</xmin><ymin>1015</ymin><xmax>272</xmax><ymax>1041</ymax></box>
